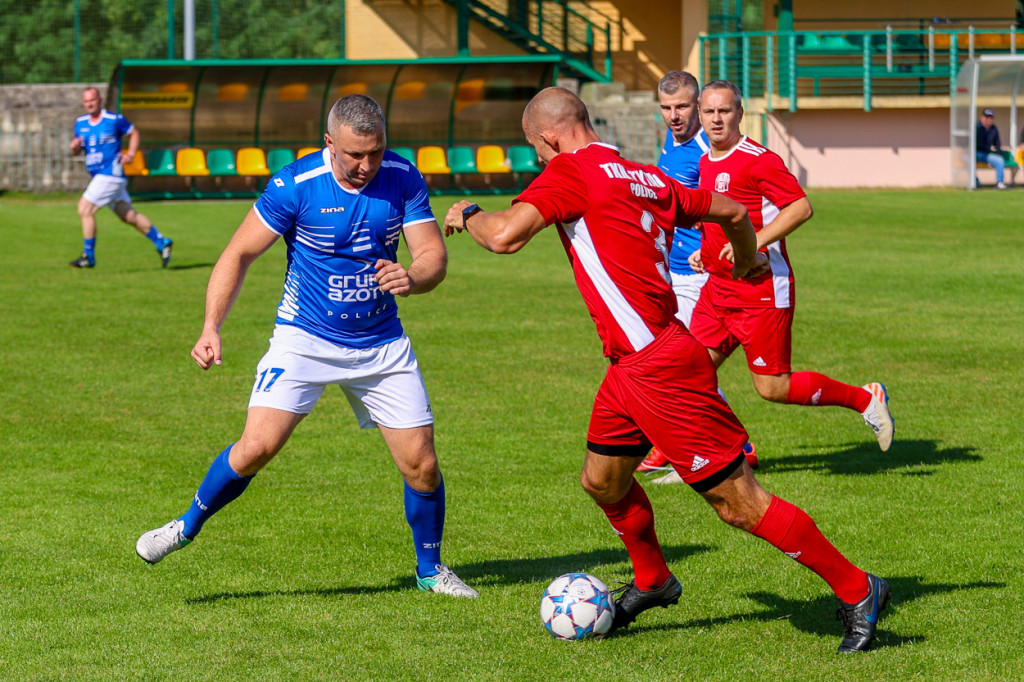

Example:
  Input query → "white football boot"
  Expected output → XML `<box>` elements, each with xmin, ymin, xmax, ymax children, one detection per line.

<box><xmin>136</xmin><ymin>519</ymin><xmax>192</xmax><ymax>564</ymax></box>
<box><xmin>861</xmin><ymin>382</ymin><xmax>894</xmax><ymax>452</ymax></box>
<box><xmin>415</xmin><ymin>563</ymin><xmax>479</xmax><ymax>598</ymax></box>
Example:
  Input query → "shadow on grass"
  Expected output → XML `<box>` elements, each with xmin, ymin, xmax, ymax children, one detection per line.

<box><xmin>185</xmin><ymin>543</ymin><xmax>714</xmax><ymax>605</ymax></box>
<box><xmin>756</xmin><ymin>440</ymin><xmax>980</xmax><ymax>476</ymax></box>
<box><xmin>612</xmin><ymin>575</ymin><xmax>1004</xmax><ymax>651</ymax></box>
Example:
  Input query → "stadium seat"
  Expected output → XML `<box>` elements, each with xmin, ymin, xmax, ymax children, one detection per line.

<box><xmin>236</xmin><ymin>147</ymin><xmax>270</xmax><ymax>176</ymax></box>
<box><xmin>416</xmin><ymin>146</ymin><xmax>451</xmax><ymax>174</ymax></box>
<box><xmin>146</xmin><ymin>149</ymin><xmax>178</xmax><ymax>176</ymax></box>
<box><xmin>394</xmin><ymin>81</ymin><xmax>426</xmax><ymax>100</ymax></box>
<box><xmin>278</xmin><ymin>83</ymin><xmax>309</xmax><ymax>101</ymax></box>
<box><xmin>176</xmin><ymin>148</ymin><xmax>210</xmax><ymax>176</ymax></box>
<box><xmin>206</xmin><ymin>148</ymin><xmax>238</xmax><ymax>176</ymax></box>
<box><xmin>122</xmin><ymin>151</ymin><xmax>148</xmax><ymax>176</ymax></box>
<box><xmin>476</xmin><ymin>145</ymin><xmax>510</xmax><ymax>173</ymax></box>
<box><xmin>217</xmin><ymin>83</ymin><xmax>249</xmax><ymax>101</ymax></box>
<box><xmin>267</xmin><ymin>148</ymin><xmax>296</xmax><ymax>174</ymax></box>
<box><xmin>297</xmin><ymin>147</ymin><xmax>322</xmax><ymax>159</ymax></box>
<box><xmin>391</xmin><ymin>147</ymin><xmax>416</xmax><ymax>166</ymax></box>
<box><xmin>455</xmin><ymin>78</ymin><xmax>485</xmax><ymax>114</ymax></box>
<box><xmin>338</xmin><ymin>82</ymin><xmax>368</xmax><ymax>97</ymax></box>
<box><xmin>448</xmin><ymin>146</ymin><xmax>477</xmax><ymax>174</ymax></box>
<box><xmin>508</xmin><ymin>145</ymin><xmax>541</xmax><ymax>174</ymax></box>
<box><xmin>159</xmin><ymin>82</ymin><xmax>190</xmax><ymax>93</ymax></box>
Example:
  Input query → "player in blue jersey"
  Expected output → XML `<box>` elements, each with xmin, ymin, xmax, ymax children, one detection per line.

<box><xmin>135</xmin><ymin>95</ymin><xmax>478</xmax><ymax>598</ymax></box>
<box><xmin>638</xmin><ymin>71</ymin><xmax>757</xmax><ymax>481</ymax></box>
<box><xmin>68</xmin><ymin>87</ymin><xmax>173</xmax><ymax>268</ymax></box>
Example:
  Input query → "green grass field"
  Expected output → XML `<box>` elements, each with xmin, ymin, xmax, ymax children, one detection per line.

<box><xmin>1</xmin><ymin>189</ymin><xmax>1022</xmax><ymax>680</ymax></box>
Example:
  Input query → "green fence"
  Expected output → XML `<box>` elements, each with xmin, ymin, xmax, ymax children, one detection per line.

<box><xmin>700</xmin><ymin>26</ymin><xmax>1023</xmax><ymax>111</ymax></box>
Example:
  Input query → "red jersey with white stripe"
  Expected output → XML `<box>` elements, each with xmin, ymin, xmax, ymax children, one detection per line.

<box><xmin>698</xmin><ymin>136</ymin><xmax>805</xmax><ymax>308</ymax></box>
<box><xmin>514</xmin><ymin>143</ymin><xmax>713</xmax><ymax>360</ymax></box>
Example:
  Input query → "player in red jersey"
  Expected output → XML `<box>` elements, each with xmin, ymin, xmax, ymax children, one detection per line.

<box><xmin>442</xmin><ymin>87</ymin><xmax>889</xmax><ymax>653</ymax></box>
<box><xmin>689</xmin><ymin>80</ymin><xmax>895</xmax><ymax>453</ymax></box>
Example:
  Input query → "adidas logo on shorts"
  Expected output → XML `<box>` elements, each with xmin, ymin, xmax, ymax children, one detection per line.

<box><xmin>691</xmin><ymin>455</ymin><xmax>710</xmax><ymax>472</ymax></box>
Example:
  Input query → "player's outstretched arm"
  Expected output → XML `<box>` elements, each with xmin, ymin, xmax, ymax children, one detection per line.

<box><xmin>754</xmin><ymin>197</ymin><xmax>812</xmax><ymax>250</ymax></box>
<box><xmin>442</xmin><ymin>200</ymin><xmax>547</xmax><ymax>254</ymax></box>
<box><xmin>375</xmin><ymin>220</ymin><xmax>448</xmax><ymax>297</ymax></box>
<box><xmin>122</xmin><ymin>127</ymin><xmax>141</xmax><ymax>164</ymax></box>
<box><xmin>702</xmin><ymin>193</ymin><xmax>767</xmax><ymax>280</ymax></box>
<box><xmin>191</xmin><ymin>208</ymin><xmax>280</xmax><ymax>370</ymax></box>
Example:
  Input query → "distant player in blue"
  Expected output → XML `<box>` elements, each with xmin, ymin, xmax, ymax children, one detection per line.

<box><xmin>136</xmin><ymin>95</ymin><xmax>478</xmax><ymax>598</ymax></box>
<box><xmin>68</xmin><ymin>87</ymin><xmax>173</xmax><ymax>268</ymax></box>
<box><xmin>639</xmin><ymin>71</ymin><xmax>757</xmax><ymax>479</ymax></box>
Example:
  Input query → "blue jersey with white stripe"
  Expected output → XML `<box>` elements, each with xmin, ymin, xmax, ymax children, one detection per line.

<box><xmin>253</xmin><ymin>148</ymin><xmax>436</xmax><ymax>349</ymax></box>
<box><xmin>73</xmin><ymin>110</ymin><xmax>133</xmax><ymax>178</ymax></box>
<box><xmin>658</xmin><ymin>128</ymin><xmax>709</xmax><ymax>275</ymax></box>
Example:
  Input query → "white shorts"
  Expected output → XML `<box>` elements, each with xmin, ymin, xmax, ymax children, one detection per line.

<box><xmin>82</xmin><ymin>174</ymin><xmax>132</xmax><ymax>210</ymax></box>
<box><xmin>248</xmin><ymin>325</ymin><xmax>434</xmax><ymax>430</ymax></box>
<box><xmin>671</xmin><ymin>271</ymin><xmax>710</xmax><ymax>327</ymax></box>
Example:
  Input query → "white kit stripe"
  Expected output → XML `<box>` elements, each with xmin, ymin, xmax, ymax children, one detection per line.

<box><xmin>563</xmin><ymin>217</ymin><xmax>655</xmax><ymax>352</ymax></box>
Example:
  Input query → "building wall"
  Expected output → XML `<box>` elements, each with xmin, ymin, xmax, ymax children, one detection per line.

<box><xmin>763</xmin><ymin>107</ymin><xmax>953</xmax><ymax>187</ymax></box>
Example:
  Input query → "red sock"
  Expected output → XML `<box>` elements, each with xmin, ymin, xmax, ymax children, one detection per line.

<box><xmin>597</xmin><ymin>481</ymin><xmax>670</xmax><ymax>590</ymax></box>
<box><xmin>786</xmin><ymin>371</ymin><xmax>871</xmax><ymax>412</ymax></box>
<box><xmin>750</xmin><ymin>495</ymin><xmax>869</xmax><ymax>604</ymax></box>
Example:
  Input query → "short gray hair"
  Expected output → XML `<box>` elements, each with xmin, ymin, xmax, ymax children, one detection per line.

<box><xmin>700</xmin><ymin>80</ymin><xmax>743</xmax><ymax>107</ymax></box>
<box><xmin>658</xmin><ymin>71</ymin><xmax>698</xmax><ymax>97</ymax></box>
<box><xmin>327</xmin><ymin>94</ymin><xmax>386</xmax><ymax>136</ymax></box>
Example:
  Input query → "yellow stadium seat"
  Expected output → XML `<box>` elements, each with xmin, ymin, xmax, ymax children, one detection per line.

<box><xmin>338</xmin><ymin>82</ymin><xmax>368</xmax><ymax>97</ymax></box>
<box><xmin>394</xmin><ymin>81</ymin><xmax>426</xmax><ymax>100</ymax></box>
<box><xmin>278</xmin><ymin>83</ymin><xmax>309</xmax><ymax>101</ymax></box>
<box><xmin>159</xmin><ymin>82</ymin><xmax>190</xmax><ymax>93</ymax></box>
<box><xmin>122</xmin><ymin>151</ymin><xmax>148</xmax><ymax>176</ymax></box>
<box><xmin>217</xmin><ymin>83</ymin><xmax>249</xmax><ymax>101</ymax></box>
<box><xmin>454</xmin><ymin>78</ymin><xmax>486</xmax><ymax>114</ymax></box>
<box><xmin>476</xmin><ymin>145</ymin><xmax>510</xmax><ymax>173</ymax></box>
<box><xmin>237</xmin><ymin>147</ymin><xmax>270</xmax><ymax>176</ymax></box>
<box><xmin>176</xmin><ymin>148</ymin><xmax>210</xmax><ymax>176</ymax></box>
<box><xmin>297</xmin><ymin>147</ymin><xmax>322</xmax><ymax>159</ymax></box>
<box><xmin>416</xmin><ymin>146</ymin><xmax>451</xmax><ymax>174</ymax></box>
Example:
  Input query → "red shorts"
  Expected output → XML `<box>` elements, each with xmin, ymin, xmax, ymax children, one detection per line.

<box><xmin>689</xmin><ymin>295</ymin><xmax>793</xmax><ymax>375</ymax></box>
<box><xmin>587</xmin><ymin>322</ymin><xmax>749</xmax><ymax>488</ymax></box>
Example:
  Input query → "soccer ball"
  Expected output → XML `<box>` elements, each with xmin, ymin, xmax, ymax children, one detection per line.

<box><xmin>539</xmin><ymin>573</ymin><xmax>615</xmax><ymax>640</ymax></box>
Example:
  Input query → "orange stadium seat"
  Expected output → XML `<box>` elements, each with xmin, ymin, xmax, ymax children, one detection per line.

<box><xmin>176</xmin><ymin>148</ymin><xmax>210</xmax><ymax>176</ymax></box>
<box><xmin>394</xmin><ymin>81</ymin><xmax>426</xmax><ymax>100</ymax></box>
<box><xmin>416</xmin><ymin>146</ymin><xmax>451</xmax><ymax>174</ymax></box>
<box><xmin>236</xmin><ymin>148</ymin><xmax>270</xmax><ymax>176</ymax></box>
<box><xmin>278</xmin><ymin>83</ymin><xmax>309</xmax><ymax>101</ymax></box>
<box><xmin>217</xmin><ymin>83</ymin><xmax>249</xmax><ymax>101</ymax></box>
<box><xmin>297</xmin><ymin>147</ymin><xmax>322</xmax><ymax>159</ymax></box>
<box><xmin>159</xmin><ymin>82</ymin><xmax>190</xmax><ymax>93</ymax></box>
<box><xmin>476</xmin><ymin>145</ymin><xmax>510</xmax><ymax>173</ymax></box>
<box><xmin>338</xmin><ymin>82</ymin><xmax>368</xmax><ymax>97</ymax></box>
<box><xmin>122</xmin><ymin>151</ymin><xmax>148</xmax><ymax>176</ymax></box>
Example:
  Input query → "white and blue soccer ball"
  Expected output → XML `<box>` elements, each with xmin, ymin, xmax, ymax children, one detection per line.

<box><xmin>539</xmin><ymin>572</ymin><xmax>615</xmax><ymax>640</ymax></box>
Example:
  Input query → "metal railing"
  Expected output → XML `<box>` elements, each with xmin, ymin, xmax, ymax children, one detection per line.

<box><xmin>459</xmin><ymin>0</ymin><xmax>616</xmax><ymax>81</ymax></box>
<box><xmin>700</xmin><ymin>25</ymin><xmax>1023</xmax><ymax>111</ymax></box>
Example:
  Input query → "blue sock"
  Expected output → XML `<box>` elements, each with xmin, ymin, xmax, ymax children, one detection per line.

<box><xmin>405</xmin><ymin>477</ymin><xmax>445</xmax><ymax>577</ymax></box>
<box><xmin>145</xmin><ymin>226</ymin><xmax>164</xmax><ymax>245</ymax></box>
<box><xmin>179</xmin><ymin>444</ymin><xmax>254</xmax><ymax>539</ymax></box>
<box><xmin>83</xmin><ymin>238</ymin><xmax>96</xmax><ymax>259</ymax></box>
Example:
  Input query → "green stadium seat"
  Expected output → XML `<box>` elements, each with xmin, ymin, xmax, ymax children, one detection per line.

<box><xmin>267</xmin><ymin>148</ymin><xmax>295</xmax><ymax>175</ymax></box>
<box><xmin>447</xmin><ymin>146</ymin><xmax>477</xmax><ymax>174</ymax></box>
<box><xmin>508</xmin><ymin>145</ymin><xmax>541</xmax><ymax>173</ymax></box>
<box><xmin>146</xmin><ymin>149</ymin><xmax>177</xmax><ymax>176</ymax></box>
<box><xmin>207</xmin><ymin>148</ymin><xmax>238</xmax><ymax>176</ymax></box>
<box><xmin>391</xmin><ymin>147</ymin><xmax>416</xmax><ymax>166</ymax></box>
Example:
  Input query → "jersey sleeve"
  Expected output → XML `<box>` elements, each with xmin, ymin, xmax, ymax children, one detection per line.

<box><xmin>752</xmin><ymin>152</ymin><xmax>806</xmax><ymax>209</ymax></box>
<box><xmin>253</xmin><ymin>171</ymin><xmax>299</xmax><ymax>235</ymax></box>
<box><xmin>401</xmin><ymin>166</ymin><xmax>435</xmax><ymax>226</ymax></box>
<box><xmin>512</xmin><ymin>154</ymin><xmax>589</xmax><ymax>224</ymax></box>
<box><xmin>669</xmin><ymin>183</ymin><xmax>713</xmax><ymax>230</ymax></box>
<box><xmin>115</xmin><ymin>115</ymin><xmax>134</xmax><ymax>137</ymax></box>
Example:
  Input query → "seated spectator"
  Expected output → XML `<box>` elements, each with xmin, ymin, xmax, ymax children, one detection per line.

<box><xmin>976</xmin><ymin>109</ymin><xmax>1006</xmax><ymax>189</ymax></box>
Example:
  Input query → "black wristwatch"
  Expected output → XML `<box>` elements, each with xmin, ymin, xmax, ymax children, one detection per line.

<box><xmin>462</xmin><ymin>203</ymin><xmax>481</xmax><ymax>230</ymax></box>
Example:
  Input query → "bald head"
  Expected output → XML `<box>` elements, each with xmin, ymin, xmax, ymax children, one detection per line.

<box><xmin>523</xmin><ymin>87</ymin><xmax>592</xmax><ymax>137</ymax></box>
